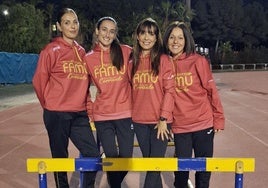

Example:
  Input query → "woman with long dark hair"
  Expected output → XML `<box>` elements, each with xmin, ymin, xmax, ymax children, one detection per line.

<box><xmin>84</xmin><ymin>17</ymin><xmax>134</xmax><ymax>188</ymax></box>
<box><xmin>130</xmin><ymin>17</ymin><xmax>175</xmax><ymax>188</ymax></box>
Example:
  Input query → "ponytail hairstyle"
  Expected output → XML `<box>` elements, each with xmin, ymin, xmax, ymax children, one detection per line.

<box><xmin>93</xmin><ymin>16</ymin><xmax>123</xmax><ymax>71</ymax></box>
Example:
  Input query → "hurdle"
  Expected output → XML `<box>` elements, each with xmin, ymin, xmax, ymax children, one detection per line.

<box><xmin>27</xmin><ymin>157</ymin><xmax>254</xmax><ymax>188</ymax></box>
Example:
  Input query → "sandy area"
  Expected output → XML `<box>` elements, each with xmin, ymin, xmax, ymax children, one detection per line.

<box><xmin>0</xmin><ymin>92</ymin><xmax>38</xmax><ymax>112</ymax></box>
<box><xmin>0</xmin><ymin>85</ymin><xmax>97</xmax><ymax>112</ymax></box>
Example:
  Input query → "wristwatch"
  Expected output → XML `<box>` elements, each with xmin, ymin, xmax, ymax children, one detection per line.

<box><xmin>159</xmin><ymin>116</ymin><xmax>167</xmax><ymax>121</ymax></box>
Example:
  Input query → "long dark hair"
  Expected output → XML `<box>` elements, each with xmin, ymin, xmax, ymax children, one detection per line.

<box><xmin>163</xmin><ymin>21</ymin><xmax>195</xmax><ymax>57</ymax></box>
<box><xmin>131</xmin><ymin>17</ymin><xmax>163</xmax><ymax>77</ymax></box>
<box><xmin>93</xmin><ymin>17</ymin><xmax>123</xmax><ymax>71</ymax></box>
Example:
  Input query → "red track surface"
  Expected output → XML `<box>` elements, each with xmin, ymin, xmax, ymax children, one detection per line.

<box><xmin>0</xmin><ymin>71</ymin><xmax>267</xmax><ymax>188</ymax></box>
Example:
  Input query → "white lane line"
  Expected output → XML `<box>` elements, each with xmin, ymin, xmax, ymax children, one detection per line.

<box><xmin>221</xmin><ymin>92</ymin><xmax>268</xmax><ymax>114</ymax></box>
<box><xmin>226</xmin><ymin>118</ymin><xmax>268</xmax><ymax>147</ymax></box>
<box><xmin>242</xmin><ymin>91</ymin><xmax>268</xmax><ymax>100</ymax></box>
<box><xmin>0</xmin><ymin>105</ymin><xmax>40</xmax><ymax>125</ymax></box>
<box><xmin>0</xmin><ymin>129</ymin><xmax>46</xmax><ymax>160</ymax></box>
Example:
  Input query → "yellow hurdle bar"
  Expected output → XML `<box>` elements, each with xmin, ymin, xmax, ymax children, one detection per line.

<box><xmin>103</xmin><ymin>158</ymin><xmax>178</xmax><ymax>171</ymax></box>
<box><xmin>27</xmin><ymin>157</ymin><xmax>255</xmax><ymax>173</ymax></box>
<box><xmin>206</xmin><ymin>158</ymin><xmax>255</xmax><ymax>172</ymax></box>
<box><xmin>27</xmin><ymin>158</ymin><xmax>75</xmax><ymax>172</ymax></box>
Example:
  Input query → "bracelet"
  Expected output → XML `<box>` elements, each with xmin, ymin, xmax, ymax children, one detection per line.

<box><xmin>159</xmin><ymin>116</ymin><xmax>167</xmax><ymax>121</ymax></box>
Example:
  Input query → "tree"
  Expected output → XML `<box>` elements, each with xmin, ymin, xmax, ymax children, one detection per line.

<box><xmin>138</xmin><ymin>0</ymin><xmax>194</xmax><ymax>34</ymax></box>
<box><xmin>192</xmin><ymin>0</ymin><xmax>244</xmax><ymax>51</ymax></box>
<box><xmin>1</xmin><ymin>0</ymin><xmax>266</xmax><ymax>57</ymax></box>
<box><xmin>192</xmin><ymin>0</ymin><xmax>268</xmax><ymax>49</ymax></box>
<box><xmin>0</xmin><ymin>3</ymin><xmax>48</xmax><ymax>53</ymax></box>
<box><xmin>44</xmin><ymin>3</ymin><xmax>54</xmax><ymax>40</ymax></box>
<box><xmin>242</xmin><ymin>2</ymin><xmax>268</xmax><ymax>48</ymax></box>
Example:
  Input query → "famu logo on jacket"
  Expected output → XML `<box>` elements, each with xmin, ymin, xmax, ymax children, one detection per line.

<box><xmin>132</xmin><ymin>70</ymin><xmax>158</xmax><ymax>90</ymax></box>
<box><xmin>93</xmin><ymin>63</ymin><xmax>126</xmax><ymax>84</ymax></box>
<box><xmin>62</xmin><ymin>60</ymin><xmax>88</xmax><ymax>80</ymax></box>
<box><xmin>175</xmin><ymin>72</ymin><xmax>193</xmax><ymax>92</ymax></box>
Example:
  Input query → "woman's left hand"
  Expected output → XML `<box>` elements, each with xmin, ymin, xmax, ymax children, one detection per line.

<box><xmin>155</xmin><ymin>120</ymin><xmax>170</xmax><ymax>141</ymax></box>
<box><xmin>214</xmin><ymin>129</ymin><xmax>222</xmax><ymax>133</ymax></box>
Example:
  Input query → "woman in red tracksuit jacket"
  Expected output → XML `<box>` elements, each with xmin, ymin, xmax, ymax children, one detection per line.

<box><xmin>84</xmin><ymin>17</ymin><xmax>134</xmax><ymax>188</ymax></box>
<box><xmin>32</xmin><ymin>8</ymin><xmax>99</xmax><ymax>188</ymax></box>
<box><xmin>130</xmin><ymin>17</ymin><xmax>175</xmax><ymax>188</ymax></box>
<box><xmin>163</xmin><ymin>21</ymin><xmax>225</xmax><ymax>188</ymax></box>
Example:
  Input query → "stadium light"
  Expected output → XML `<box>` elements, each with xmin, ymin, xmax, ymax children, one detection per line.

<box><xmin>2</xmin><ymin>9</ymin><xmax>9</xmax><ymax>16</ymax></box>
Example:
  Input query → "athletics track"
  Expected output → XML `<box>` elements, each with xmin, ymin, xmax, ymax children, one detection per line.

<box><xmin>0</xmin><ymin>71</ymin><xmax>267</xmax><ymax>188</ymax></box>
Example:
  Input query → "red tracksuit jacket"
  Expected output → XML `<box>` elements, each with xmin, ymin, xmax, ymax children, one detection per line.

<box><xmin>171</xmin><ymin>53</ymin><xmax>225</xmax><ymax>133</ymax></box>
<box><xmin>32</xmin><ymin>37</ymin><xmax>88</xmax><ymax>112</ymax></box>
<box><xmin>131</xmin><ymin>54</ymin><xmax>175</xmax><ymax>124</ymax></box>
<box><xmin>84</xmin><ymin>44</ymin><xmax>132</xmax><ymax>121</ymax></box>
